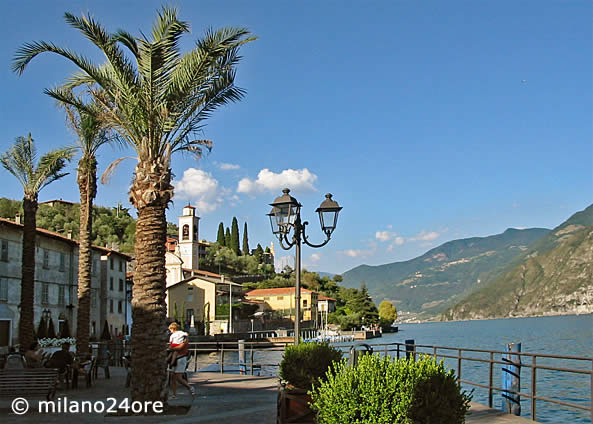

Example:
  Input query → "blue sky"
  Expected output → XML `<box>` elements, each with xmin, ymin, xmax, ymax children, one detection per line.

<box><xmin>0</xmin><ymin>1</ymin><xmax>591</xmax><ymax>274</ymax></box>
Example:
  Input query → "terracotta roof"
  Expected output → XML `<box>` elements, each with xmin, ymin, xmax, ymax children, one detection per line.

<box><xmin>183</xmin><ymin>204</ymin><xmax>195</xmax><ymax>209</ymax></box>
<box><xmin>246</xmin><ymin>287</ymin><xmax>314</xmax><ymax>296</ymax></box>
<box><xmin>318</xmin><ymin>295</ymin><xmax>337</xmax><ymax>301</ymax></box>
<box><xmin>0</xmin><ymin>217</ymin><xmax>132</xmax><ymax>260</ymax></box>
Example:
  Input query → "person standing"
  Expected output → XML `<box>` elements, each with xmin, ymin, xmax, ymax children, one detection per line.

<box><xmin>168</xmin><ymin>322</ymin><xmax>195</xmax><ymax>398</ymax></box>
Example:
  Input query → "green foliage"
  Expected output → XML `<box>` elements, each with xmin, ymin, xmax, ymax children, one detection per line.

<box><xmin>224</xmin><ymin>227</ymin><xmax>231</xmax><ymax>247</ymax></box>
<box><xmin>242</xmin><ymin>222</ymin><xmax>249</xmax><ymax>255</ymax></box>
<box><xmin>378</xmin><ymin>300</ymin><xmax>397</xmax><ymax>322</ymax></box>
<box><xmin>231</xmin><ymin>217</ymin><xmax>240</xmax><ymax>255</ymax></box>
<box><xmin>167</xmin><ymin>222</ymin><xmax>178</xmax><ymax>236</ymax></box>
<box><xmin>254</xmin><ymin>243</ymin><xmax>264</xmax><ymax>263</ymax></box>
<box><xmin>310</xmin><ymin>354</ymin><xmax>472</xmax><ymax>424</ymax></box>
<box><xmin>217</xmin><ymin>222</ymin><xmax>225</xmax><ymax>245</ymax></box>
<box><xmin>279</xmin><ymin>342</ymin><xmax>343</xmax><ymax>391</ymax></box>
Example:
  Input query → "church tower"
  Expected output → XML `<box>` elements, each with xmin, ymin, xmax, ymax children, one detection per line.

<box><xmin>178</xmin><ymin>204</ymin><xmax>200</xmax><ymax>269</ymax></box>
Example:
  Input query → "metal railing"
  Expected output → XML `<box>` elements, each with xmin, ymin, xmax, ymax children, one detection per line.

<box><xmin>186</xmin><ymin>340</ymin><xmax>592</xmax><ymax>422</ymax></box>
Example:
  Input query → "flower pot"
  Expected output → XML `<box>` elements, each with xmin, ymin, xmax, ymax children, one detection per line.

<box><xmin>277</xmin><ymin>385</ymin><xmax>315</xmax><ymax>424</ymax></box>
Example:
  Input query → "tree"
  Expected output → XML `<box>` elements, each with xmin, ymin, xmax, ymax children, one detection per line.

<box><xmin>231</xmin><ymin>217</ymin><xmax>240</xmax><ymax>255</ymax></box>
<box><xmin>242</xmin><ymin>222</ymin><xmax>249</xmax><ymax>255</ymax></box>
<box><xmin>0</xmin><ymin>134</ymin><xmax>74</xmax><ymax>349</ymax></box>
<box><xmin>216</xmin><ymin>222</ymin><xmax>225</xmax><ymax>246</ymax></box>
<box><xmin>254</xmin><ymin>243</ymin><xmax>264</xmax><ymax>263</ymax></box>
<box><xmin>14</xmin><ymin>7</ymin><xmax>255</xmax><ymax>402</ymax></box>
<box><xmin>378</xmin><ymin>301</ymin><xmax>397</xmax><ymax>322</ymax></box>
<box><xmin>225</xmin><ymin>227</ymin><xmax>232</xmax><ymax>248</ymax></box>
<box><xmin>58</xmin><ymin>99</ymin><xmax>111</xmax><ymax>355</ymax></box>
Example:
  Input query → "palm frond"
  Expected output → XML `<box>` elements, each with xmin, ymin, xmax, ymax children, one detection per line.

<box><xmin>100</xmin><ymin>156</ymin><xmax>137</xmax><ymax>184</ymax></box>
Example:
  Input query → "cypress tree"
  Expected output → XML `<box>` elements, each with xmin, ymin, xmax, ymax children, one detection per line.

<box><xmin>231</xmin><ymin>217</ymin><xmax>240</xmax><ymax>255</ymax></box>
<box><xmin>225</xmin><ymin>227</ymin><xmax>231</xmax><ymax>248</ymax></box>
<box><xmin>254</xmin><ymin>243</ymin><xmax>264</xmax><ymax>263</ymax></box>
<box><xmin>242</xmin><ymin>222</ymin><xmax>250</xmax><ymax>255</ymax></box>
<box><xmin>216</xmin><ymin>222</ymin><xmax>225</xmax><ymax>245</ymax></box>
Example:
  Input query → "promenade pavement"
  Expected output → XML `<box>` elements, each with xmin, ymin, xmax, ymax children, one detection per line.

<box><xmin>0</xmin><ymin>367</ymin><xmax>534</xmax><ymax>423</ymax></box>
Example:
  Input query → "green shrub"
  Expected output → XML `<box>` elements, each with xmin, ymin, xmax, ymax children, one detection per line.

<box><xmin>309</xmin><ymin>354</ymin><xmax>472</xmax><ymax>424</ymax></box>
<box><xmin>279</xmin><ymin>342</ymin><xmax>343</xmax><ymax>390</ymax></box>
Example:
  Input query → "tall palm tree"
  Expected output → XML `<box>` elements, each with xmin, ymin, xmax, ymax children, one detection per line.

<box><xmin>0</xmin><ymin>134</ymin><xmax>75</xmax><ymax>350</ymax></box>
<box><xmin>59</xmin><ymin>100</ymin><xmax>111</xmax><ymax>355</ymax></box>
<box><xmin>13</xmin><ymin>7</ymin><xmax>255</xmax><ymax>402</ymax></box>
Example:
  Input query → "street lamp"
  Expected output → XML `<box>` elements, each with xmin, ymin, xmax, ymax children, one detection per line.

<box><xmin>268</xmin><ymin>188</ymin><xmax>342</xmax><ymax>345</ymax></box>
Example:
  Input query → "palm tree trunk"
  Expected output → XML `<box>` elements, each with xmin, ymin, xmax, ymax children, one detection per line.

<box><xmin>129</xmin><ymin>159</ymin><xmax>172</xmax><ymax>402</ymax></box>
<box><xmin>20</xmin><ymin>195</ymin><xmax>38</xmax><ymax>349</ymax></box>
<box><xmin>76</xmin><ymin>156</ymin><xmax>96</xmax><ymax>355</ymax></box>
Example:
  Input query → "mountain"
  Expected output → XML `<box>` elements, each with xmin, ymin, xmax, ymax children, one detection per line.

<box><xmin>341</xmin><ymin>227</ymin><xmax>550</xmax><ymax>320</ymax></box>
<box><xmin>442</xmin><ymin>204</ymin><xmax>593</xmax><ymax>320</ymax></box>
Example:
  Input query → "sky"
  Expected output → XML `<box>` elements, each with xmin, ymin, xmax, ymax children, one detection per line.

<box><xmin>0</xmin><ymin>1</ymin><xmax>591</xmax><ymax>275</ymax></box>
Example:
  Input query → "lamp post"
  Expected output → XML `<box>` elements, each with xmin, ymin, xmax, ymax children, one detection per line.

<box><xmin>268</xmin><ymin>188</ymin><xmax>342</xmax><ymax>345</ymax></box>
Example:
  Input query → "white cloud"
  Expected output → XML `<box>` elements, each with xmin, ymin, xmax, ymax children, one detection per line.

<box><xmin>218</xmin><ymin>162</ymin><xmax>240</xmax><ymax>170</ymax></box>
<box><xmin>340</xmin><ymin>249</ymin><xmax>374</xmax><ymax>258</ymax></box>
<box><xmin>310</xmin><ymin>253</ymin><xmax>321</xmax><ymax>263</ymax></box>
<box><xmin>237</xmin><ymin>168</ymin><xmax>317</xmax><ymax>194</ymax></box>
<box><xmin>409</xmin><ymin>231</ymin><xmax>440</xmax><ymax>242</ymax></box>
<box><xmin>173</xmin><ymin>168</ymin><xmax>226</xmax><ymax>214</ymax></box>
<box><xmin>376</xmin><ymin>231</ymin><xmax>396</xmax><ymax>242</ymax></box>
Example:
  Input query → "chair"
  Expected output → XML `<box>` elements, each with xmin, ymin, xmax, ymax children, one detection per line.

<box><xmin>4</xmin><ymin>354</ymin><xmax>26</xmax><ymax>369</ymax></box>
<box><xmin>122</xmin><ymin>356</ymin><xmax>131</xmax><ymax>388</ymax></box>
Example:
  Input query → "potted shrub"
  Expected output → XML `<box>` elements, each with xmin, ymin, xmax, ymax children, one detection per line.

<box><xmin>309</xmin><ymin>354</ymin><xmax>472</xmax><ymax>424</ymax></box>
<box><xmin>278</xmin><ymin>342</ymin><xmax>342</xmax><ymax>424</ymax></box>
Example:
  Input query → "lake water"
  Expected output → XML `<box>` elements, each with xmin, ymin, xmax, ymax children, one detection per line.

<box><xmin>386</xmin><ymin>314</ymin><xmax>592</xmax><ymax>424</ymax></box>
<box><xmin>198</xmin><ymin>314</ymin><xmax>592</xmax><ymax>423</ymax></box>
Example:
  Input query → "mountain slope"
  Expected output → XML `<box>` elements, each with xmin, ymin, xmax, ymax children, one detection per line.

<box><xmin>442</xmin><ymin>204</ymin><xmax>593</xmax><ymax>320</ymax></box>
<box><xmin>342</xmin><ymin>227</ymin><xmax>550</xmax><ymax>318</ymax></box>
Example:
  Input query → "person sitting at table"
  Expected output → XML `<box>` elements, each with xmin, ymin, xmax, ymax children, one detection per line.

<box><xmin>25</xmin><ymin>342</ymin><xmax>44</xmax><ymax>367</ymax></box>
<box><xmin>47</xmin><ymin>342</ymin><xmax>73</xmax><ymax>374</ymax></box>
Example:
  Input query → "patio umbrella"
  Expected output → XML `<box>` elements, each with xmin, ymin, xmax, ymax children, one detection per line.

<box><xmin>100</xmin><ymin>320</ymin><xmax>111</xmax><ymax>341</ymax></box>
<box><xmin>60</xmin><ymin>320</ymin><xmax>71</xmax><ymax>338</ymax></box>
<box><xmin>47</xmin><ymin>317</ymin><xmax>56</xmax><ymax>339</ymax></box>
<box><xmin>36</xmin><ymin>317</ymin><xmax>47</xmax><ymax>339</ymax></box>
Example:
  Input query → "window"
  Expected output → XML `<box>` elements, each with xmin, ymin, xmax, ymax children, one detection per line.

<box><xmin>91</xmin><ymin>290</ymin><xmax>97</xmax><ymax>307</ymax></box>
<box><xmin>182</xmin><ymin>224</ymin><xmax>190</xmax><ymax>240</ymax></box>
<box><xmin>0</xmin><ymin>240</ymin><xmax>8</xmax><ymax>262</ymax></box>
<box><xmin>118</xmin><ymin>300</ymin><xmax>123</xmax><ymax>314</ymax></box>
<box><xmin>303</xmin><ymin>299</ymin><xmax>308</xmax><ymax>308</ymax></box>
<box><xmin>119</xmin><ymin>259</ymin><xmax>123</xmax><ymax>272</ymax></box>
<box><xmin>110</xmin><ymin>257</ymin><xmax>113</xmax><ymax>270</ymax></box>
<box><xmin>0</xmin><ymin>279</ymin><xmax>7</xmax><ymax>301</ymax></box>
<box><xmin>91</xmin><ymin>321</ymin><xmax>96</xmax><ymax>336</ymax></box>
<box><xmin>43</xmin><ymin>250</ymin><xmax>50</xmax><ymax>269</ymax></box>
<box><xmin>92</xmin><ymin>258</ymin><xmax>98</xmax><ymax>276</ymax></box>
<box><xmin>110</xmin><ymin>277</ymin><xmax>114</xmax><ymax>291</ymax></box>
<box><xmin>41</xmin><ymin>283</ymin><xmax>49</xmax><ymax>304</ymax></box>
<box><xmin>119</xmin><ymin>279</ymin><xmax>124</xmax><ymax>292</ymax></box>
<box><xmin>277</xmin><ymin>296</ymin><xmax>284</xmax><ymax>300</ymax></box>
<box><xmin>58</xmin><ymin>285</ymin><xmax>65</xmax><ymax>305</ymax></box>
<box><xmin>59</xmin><ymin>253</ymin><xmax>65</xmax><ymax>272</ymax></box>
<box><xmin>109</xmin><ymin>299</ymin><xmax>114</xmax><ymax>313</ymax></box>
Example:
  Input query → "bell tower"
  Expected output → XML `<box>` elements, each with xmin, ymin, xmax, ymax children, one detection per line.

<box><xmin>178</xmin><ymin>204</ymin><xmax>200</xmax><ymax>269</ymax></box>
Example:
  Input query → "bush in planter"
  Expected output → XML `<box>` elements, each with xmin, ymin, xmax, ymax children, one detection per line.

<box><xmin>309</xmin><ymin>354</ymin><xmax>472</xmax><ymax>424</ymax></box>
<box><xmin>279</xmin><ymin>342</ymin><xmax>343</xmax><ymax>390</ymax></box>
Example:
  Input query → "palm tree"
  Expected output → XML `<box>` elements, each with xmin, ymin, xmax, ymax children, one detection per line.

<box><xmin>0</xmin><ymin>134</ymin><xmax>75</xmax><ymax>350</ymax></box>
<box><xmin>13</xmin><ymin>7</ymin><xmax>255</xmax><ymax>402</ymax></box>
<box><xmin>59</xmin><ymin>100</ymin><xmax>111</xmax><ymax>355</ymax></box>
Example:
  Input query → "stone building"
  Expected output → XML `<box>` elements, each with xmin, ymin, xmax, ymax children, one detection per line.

<box><xmin>0</xmin><ymin>217</ymin><xmax>131</xmax><ymax>346</ymax></box>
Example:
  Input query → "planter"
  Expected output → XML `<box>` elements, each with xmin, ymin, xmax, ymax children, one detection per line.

<box><xmin>277</xmin><ymin>385</ymin><xmax>315</xmax><ymax>424</ymax></box>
